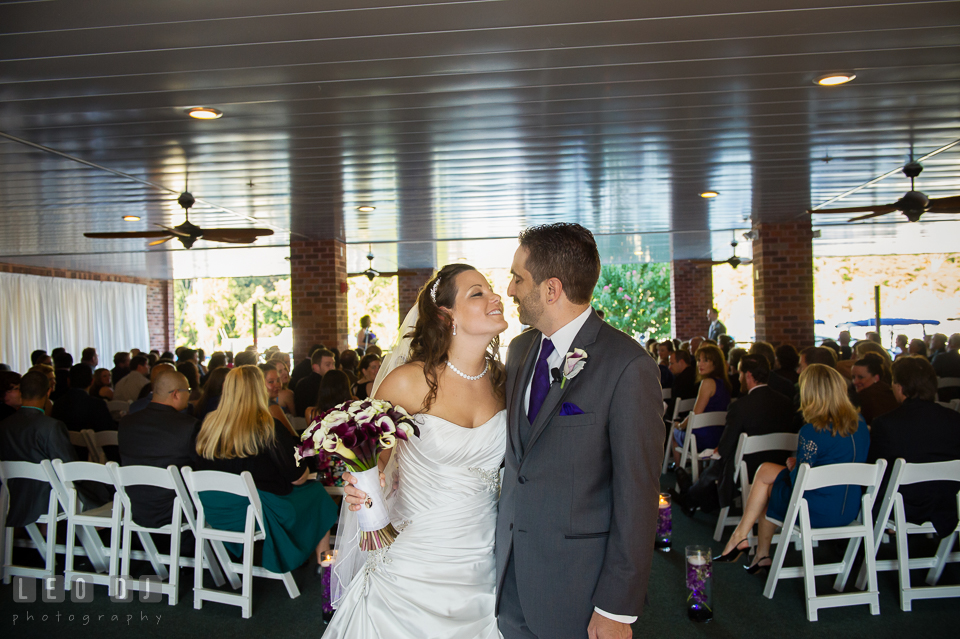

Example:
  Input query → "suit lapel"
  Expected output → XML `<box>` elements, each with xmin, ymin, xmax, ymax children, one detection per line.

<box><xmin>522</xmin><ymin>311</ymin><xmax>602</xmax><ymax>457</ymax></box>
<box><xmin>510</xmin><ymin>330</ymin><xmax>542</xmax><ymax>463</ymax></box>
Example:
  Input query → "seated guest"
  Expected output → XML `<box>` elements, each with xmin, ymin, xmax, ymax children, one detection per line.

<box><xmin>868</xmin><ymin>356</ymin><xmax>960</xmax><ymax>537</ymax></box>
<box><xmin>750</xmin><ymin>341</ymin><xmax>795</xmax><ymax>399</ymax></box>
<box><xmin>112</xmin><ymin>351</ymin><xmax>131</xmax><ymax>385</ymax></box>
<box><xmin>838</xmin><ymin>331</ymin><xmax>853</xmax><ymax>361</ymax></box>
<box><xmin>727</xmin><ymin>347</ymin><xmax>747</xmax><ymax>397</ymax></box>
<box><xmin>717</xmin><ymin>364</ymin><xmax>869</xmax><ymax>572</ymax></box>
<box><xmin>821</xmin><ymin>339</ymin><xmax>842</xmax><ymax>360</ymax></box>
<box><xmin>800</xmin><ymin>345</ymin><xmax>837</xmax><ymax>372</ymax></box>
<box><xmin>933</xmin><ymin>333</ymin><xmax>960</xmax><ymax>402</ymax></box>
<box><xmin>51</xmin><ymin>364</ymin><xmax>115</xmax><ymax>432</ymax></box>
<box><xmin>908</xmin><ymin>338</ymin><xmax>929</xmax><ymax>360</ymax></box>
<box><xmin>197</xmin><ymin>348</ymin><xmax>207</xmax><ymax>378</ymax></box>
<box><xmin>666</xmin><ymin>349</ymin><xmax>698</xmax><ymax>422</ymax></box>
<box><xmin>352</xmin><ymin>353</ymin><xmax>382</xmax><ymax>401</ymax></box>
<box><xmin>851</xmin><ymin>353</ymin><xmax>898</xmax><ymax>426</ymax></box>
<box><xmin>267</xmin><ymin>355</ymin><xmax>297</xmax><ymax>416</ymax></box>
<box><xmin>176</xmin><ymin>360</ymin><xmax>202</xmax><ymax>402</ymax></box>
<box><xmin>675</xmin><ymin>354</ymin><xmax>796</xmax><ymax>514</ymax></box>
<box><xmin>689</xmin><ymin>336</ymin><xmax>704</xmax><ymax>355</ymax></box>
<box><xmin>774</xmin><ymin>344</ymin><xmax>800</xmax><ymax>386</ymax></box>
<box><xmin>31</xmin><ymin>350</ymin><xmax>52</xmax><ymax>367</ymax></box>
<box><xmin>290</xmin><ymin>345</ymin><xmax>321</xmax><ymax>391</ymax></box>
<box><xmin>114</xmin><ymin>355</ymin><xmax>150</xmax><ymax>402</ymax></box>
<box><xmin>192</xmin><ymin>366</ymin><xmax>229</xmax><ymax>420</ymax></box>
<box><xmin>194</xmin><ymin>366</ymin><xmax>338</xmax><ymax>574</ymax></box>
<box><xmin>294</xmin><ymin>348</ymin><xmax>335</xmax><ymax>417</ymax></box>
<box><xmin>305</xmin><ymin>370</ymin><xmax>355</xmax><ymax>423</ymax></box>
<box><xmin>233</xmin><ymin>350</ymin><xmax>258</xmax><ymax>367</ymax></box>
<box><xmin>207</xmin><ymin>351</ymin><xmax>227</xmax><ymax>374</ymax></box>
<box><xmin>51</xmin><ymin>351</ymin><xmax>73</xmax><ymax>402</ymax></box>
<box><xmin>1</xmin><ymin>371</ymin><xmax>22</xmax><ymax>422</ymax></box>
<box><xmin>259</xmin><ymin>363</ymin><xmax>294</xmax><ymax>434</ymax></box>
<box><xmin>718</xmin><ymin>334</ymin><xmax>735</xmax><ymax>360</ymax></box>
<box><xmin>645</xmin><ymin>338</ymin><xmax>658</xmax><ymax>359</ymax></box>
<box><xmin>128</xmin><ymin>363</ymin><xmax>176</xmax><ymax>414</ymax></box>
<box><xmin>28</xmin><ymin>364</ymin><xmax>56</xmax><ymax>415</ymax></box>
<box><xmin>90</xmin><ymin>368</ymin><xmax>114</xmax><ymax>400</ymax></box>
<box><xmin>929</xmin><ymin>333</ymin><xmax>948</xmax><ymax>361</ymax></box>
<box><xmin>893</xmin><ymin>334</ymin><xmax>909</xmax><ymax>357</ymax></box>
<box><xmin>80</xmin><ymin>347</ymin><xmax>98</xmax><ymax>372</ymax></box>
<box><xmin>657</xmin><ymin>340</ymin><xmax>675</xmax><ymax>367</ymax></box>
<box><xmin>672</xmin><ymin>344</ymin><xmax>731</xmax><ymax>465</ymax></box>
<box><xmin>0</xmin><ymin>371</ymin><xmax>92</xmax><ymax>527</ymax></box>
<box><xmin>339</xmin><ymin>349</ymin><xmax>360</xmax><ymax>387</ymax></box>
<box><xmin>119</xmin><ymin>369</ymin><xmax>200</xmax><ymax>528</ymax></box>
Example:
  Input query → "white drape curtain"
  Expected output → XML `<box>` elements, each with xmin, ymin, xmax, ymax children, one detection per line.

<box><xmin>0</xmin><ymin>272</ymin><xmax>149</xmax><ymax>373</ymax></box>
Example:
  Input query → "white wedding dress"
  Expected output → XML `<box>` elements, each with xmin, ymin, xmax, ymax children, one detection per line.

<box><xmin>323</xmin><ymin>410</ymin><xmax>506</xmax><ymax>639</ymax></box>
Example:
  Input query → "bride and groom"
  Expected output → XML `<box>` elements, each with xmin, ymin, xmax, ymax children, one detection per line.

<box><xmin>324</xmin><ymin>223</ymin><xmax>664</xmax><ymax>639</ymax></box>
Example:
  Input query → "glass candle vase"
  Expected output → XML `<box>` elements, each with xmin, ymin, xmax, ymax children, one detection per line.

<box><xmin>685</xmin><ymin>545</ymin><xmax>713</xmax><ymax>622</ymax></box>
<box><xmin>320</xmin><ymin>552</ymin><xmax>335</xmax><ymax>622</ymax></box>
<box><xmin>655</xmin><ymin>492</ymin><xmax>672</xmax><ymax>551</ymax></box>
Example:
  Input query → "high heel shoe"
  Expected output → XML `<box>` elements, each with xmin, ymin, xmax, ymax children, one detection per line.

<box><xmin>713</xmin><ymin>538</ymin><xmax>749</xmax><ymax>563</ymax></box>
<box><xmin>744</xmin><ymin>556</ymin><xmax>771</xmax><ymax>576</ymax></box>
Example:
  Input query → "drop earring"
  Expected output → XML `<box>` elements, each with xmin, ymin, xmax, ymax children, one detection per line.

<box><xmin>452</xmin><ymin>323</ymin><xmax>457</xmax><ymax>336</ymax></box>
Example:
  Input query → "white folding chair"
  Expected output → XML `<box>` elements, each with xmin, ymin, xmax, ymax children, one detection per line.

<box><xmin>66</xmin><ymin>430</ymin><xmax>96</xmax><ymax>463</ymax></box>
<box><xmin>677</xmin><ymin>411</ymin><xmax>727</xmax><ymax>483</ymax></box>
<box><xmin>108</xmin><ymin>463</ymin><xmax>229</xmax><ymax>605</ymax></box>
<box><xmin>661</xmin><ymin>388</ymin><xmax>672</xmax><ymax>401</ymax></box>
<box><xmin>107</xmin><ymin>399</ymin><xmax>131</xmax><ymax>421</ymax></box>
<box><xmin>290</xmin><ymin>416</ymin><xmax>307</xmax><ymax>433</ymax></box>
<box><xmin>935</xmin><ymin>399</ymin><xmax>960</xmax><ymax>412</ymax></box>
<box><xmin>855</xmin><ymin>459</ymin><xmax>960</xmax><ymax>610</ymax></box>
<box><xmin>763</xmin><ymin>460</ymin><xmax>887</xmax><ymax>621</ymax></box>
<box><xmin>180</xmin><ymin>467</ymin><xmax>300</xmax><ymax>618</ymax></box>
<box><xmin>86</xmin><ymin>430</ymin><xmax>119</xmax><ymax>465</ymax></box>
<box><xmin>0</xmin><ymin>460</ymin><xmax>64</xmax><ymax>583</ymax></box>
<box><xmin>50</xmin><ymin>459</ymin><xmax>122</xmax><ymax>595</ymax></box>
<box><xmin>661</xmin><ymin>397</ymin><xmax>696</xmax><ymax>474</ymax></box>
<box><xmin>714</xmin><ymin>432</ymin><xmax>800</xmax><ymax>543</ymax></box>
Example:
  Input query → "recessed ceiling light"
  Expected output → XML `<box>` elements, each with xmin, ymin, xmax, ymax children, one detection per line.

<box><xmin>815</xmin><ymin>73</ymin><xmax>856</xmax><ymax>86</ymax></box>
<box><xmin>187</xmin><ymin>107</ymin><xmax>223</xmax><ymax>120</ymax></box>
<box><xmin>122</xmin><ymin>215</ymin><xmax>141</xmax><ymax>222</ymax></box>
<box><xmin>699</xmin><ymin>191</ymin><xmax>719</xmax><ymax>198</ymax></box>
<box><xmin>357</xmin><ymin>205</ymin><xmax>376</xmax><ymax>212</ymax></box>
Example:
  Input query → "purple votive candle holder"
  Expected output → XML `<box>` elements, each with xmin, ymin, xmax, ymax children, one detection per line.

<box><xmin>685</xmin><ymin>545</ymin><xmax>713</xmax><ymax>623</ymax></box>
<box><xmin>656</xmin><ymin>492</ymin><xmax>672</xmax><ymax>552</ymax></box>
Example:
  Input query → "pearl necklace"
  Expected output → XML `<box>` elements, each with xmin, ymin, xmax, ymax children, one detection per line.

<box><xmin>446</xmin><ymin>360</ymin><xmax>489</xmax><ymax>381</ymax></box>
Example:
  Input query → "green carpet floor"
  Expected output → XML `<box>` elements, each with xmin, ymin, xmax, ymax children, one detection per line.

<box><xmin>1</xmin><ymin>474</ymin><xmax>956</xmax><ymax>638</ymax></box>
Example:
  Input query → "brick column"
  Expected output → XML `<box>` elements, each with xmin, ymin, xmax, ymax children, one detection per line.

<box><xmin>752</xmin><ymin>219</ymin><xmax>815</xmax><ymax>347</ymax></box>
<box><xmin>397</xmin><ymin>268</ymin><xmax>434</xmax><ymax>323</ymax></box>
<box><xmin>670</xmin><ymin>259</ymin><xmax>713</xmax><ymax>341</ymax></box>
<box><xmin>290</xmin><ymin>239</ymin><xmax>349</xmax><ymax>360</ymax></box>
<box><xmin>146</xmin><ymin>280</ymin><xmax>174</xmax><ymax>352</ymax></box>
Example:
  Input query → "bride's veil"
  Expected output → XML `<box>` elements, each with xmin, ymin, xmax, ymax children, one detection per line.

<box><xmin>330</xmin><ymin>305</ymin><xmax>420</xmax><ymax>607</ymax></box>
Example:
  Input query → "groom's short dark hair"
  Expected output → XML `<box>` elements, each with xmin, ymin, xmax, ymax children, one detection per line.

<box><xmin>518</xmin><ymin>223</ymin><xmax>601</xmax><ymax>304</ymax></box>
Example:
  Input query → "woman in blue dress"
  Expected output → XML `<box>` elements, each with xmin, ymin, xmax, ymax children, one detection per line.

<box><xmin>672</xmin><ymin>343</ymin><xmax>731</xmax><ymax>465</ymax></box>
<box><xmin>715</xmin><ymin>364</ymin><xmax>869</xmax><ymax>573</ymax></box>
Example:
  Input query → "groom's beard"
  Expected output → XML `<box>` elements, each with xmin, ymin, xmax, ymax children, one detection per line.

<box><xmin>515</xmin><ymin>289</ymin><xmax>543</xmax><ymax>328</ymax></box>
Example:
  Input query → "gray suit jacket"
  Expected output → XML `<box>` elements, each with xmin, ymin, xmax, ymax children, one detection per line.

<box><xmin>0</xmin><ymin>408</ymin><xmax>77</xmax><ymax>527</ymax></box>
<box><xmin>495</xmin><ymin>310</ymin><xmax>664</xmax><ymax>637</ymax></box>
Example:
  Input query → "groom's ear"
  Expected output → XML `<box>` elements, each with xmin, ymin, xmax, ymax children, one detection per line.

<box><xmin>543</xmin><ymin>277</ymin><xmax>564</xmax><ymax>305</ymax></box>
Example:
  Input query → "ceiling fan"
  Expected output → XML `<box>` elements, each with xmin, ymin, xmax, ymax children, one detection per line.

<box><xmin>348</xmin><ymin>247</ymin><xmax>419</xmax><ymax>281</ymax></box>
<box><xmin>84</xmin><ymin>191</ymin><xmax>274</xmax><ymax>248</ymax></box>
<box><xmin>810</xmin><ymin>160</ymin><xmax>960</xmax><ymax>222</ymax></box>
<box><xmin>697</xmin><ymin>239</ymin><xmax>752</xmax><ymax>269</ymax></box>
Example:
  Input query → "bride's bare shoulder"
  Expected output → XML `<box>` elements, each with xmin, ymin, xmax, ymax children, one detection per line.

<box><xmin>374</xmin><ymin>362</ymin><xmax>429</xmax><ymax>413</ymax></box>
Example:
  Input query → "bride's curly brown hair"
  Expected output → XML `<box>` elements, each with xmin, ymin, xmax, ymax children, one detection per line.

<box><xmin>408</xmin><ymin>263</ymin><xmax>506</xmax><ymax>412</ymax></box>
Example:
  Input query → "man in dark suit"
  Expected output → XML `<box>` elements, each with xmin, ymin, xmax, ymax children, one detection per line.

<box><xmin>50</xmin><ymin>351</ymin><xmax>73</xmax><ymax>402</ymax></box>
<box><xmin>675</xmin><ymin>354</ymin><xmax>796</xmax><ymax>514</ymax></box>
<box><xmin>294</xmin><ymin>348</ymin><xmax>335</xmax><ymax>417</ymax></box>
<box><xmin>932</xmin><ymin>333</ymin><xmax>960</xmax><ymax>402</ymax></box>
<box><xmin>496</xmin><ymin>224</ymin><xmax>663</xmax><ymax>639</ymax></box>
<box><xmin>118</xmin><ymin>368</ymin><xmax>200</xmax><ymax>528</ymax></box>
<box><xmin>51</xmin><ymin>364</ymin><xmax>116</xmax><ymax>433</ymax></box>
<box><xmin>111</xmin><ymin>351</ymin><xmax>131</xmax><ymax>386</ymax></box>
<box><xmin>289</xmin><ymin>343</ymin><xmax>323</xmax><ymax>392</ymax></box>
<box><xmin>868</xmin><ymin>356</ymin><xmax>960</xmax><ymax>537</ymax></box>
<box><xmin>666</xmin><ymin>349</ymin><xmax>697</xmax><ymax>421</ymax></box>
<box><xmin>0</xmin><ymin>371</ymin><xmax>78</xmax><ymax>527</ymax></box>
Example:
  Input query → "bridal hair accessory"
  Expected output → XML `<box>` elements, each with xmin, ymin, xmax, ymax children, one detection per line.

<box><xmin>560</xmin><ymin>349</ymin><xmax>588</xmax><ymax>388</ymax></box>
<box><xmin>430</xmin><ymin>276</ymin><xmax>441</xmax><ymax>303</ymax></box>
<box><xmin>297</xmin><ymin>399</ymin><xmax>419</xmax><ymax>551</ymax></box>
<box><xmin>446</xmin><ymin>360</ymin><xmax>489</xmax><ymax>381</ymax></box>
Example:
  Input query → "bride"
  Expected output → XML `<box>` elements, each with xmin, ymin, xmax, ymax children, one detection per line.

<box><xmin>323</xmin><ymin>263</ymin><xmax>509</xmax><ymax>639</ymax></box>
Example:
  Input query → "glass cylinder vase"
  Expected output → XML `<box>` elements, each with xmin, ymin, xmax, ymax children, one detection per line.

<box><xmin>685</xmin><ymin>545</ymin><xmax>713</xmax><ymax>622</ymax></box>
<box><xmin>655</xmin><ymin>492</ymin><xmax>672</xmax><ymax>551</ymax></box>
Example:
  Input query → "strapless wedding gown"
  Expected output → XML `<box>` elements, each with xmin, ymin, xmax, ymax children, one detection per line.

<box><xmin>323</xmin><ymin>410</ymin><xmax>506</xmax><ymax>639</ymax></box>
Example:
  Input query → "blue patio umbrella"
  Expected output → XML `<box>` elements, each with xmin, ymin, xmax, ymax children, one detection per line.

<box><xmin>838</xmin><ymin>319</ymin><xmax>940</xmax><ymax>327</ymax></box>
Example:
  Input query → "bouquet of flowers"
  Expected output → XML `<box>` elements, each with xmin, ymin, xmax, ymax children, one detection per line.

<box><xmin>296</xmin><ymin>398</ymin><xmax>419</xmax><ymax>551</ymax></box>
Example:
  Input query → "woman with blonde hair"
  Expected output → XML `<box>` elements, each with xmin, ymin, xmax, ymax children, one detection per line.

<box><xmin>716</xmin><ymin>364</ymin><xmax>869</xmax><ymax>573</ymax></box>
<box><xmin>672</xmin><ymin>343</ymin><xmax>731</xmax><ymax>466</ymax></box>
<box><xmin>194</xmin><ymin>365</ymin><xmax>337</xmax><ymax>574</ymax></box>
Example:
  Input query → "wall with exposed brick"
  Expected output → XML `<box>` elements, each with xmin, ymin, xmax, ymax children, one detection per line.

<box><xmin>398</xmin><ymin>268</ymin><xmax>434</xmax><ymax>324</ymax></box>
<box><xmin>0</xmin><ymin>261</ymin><xmax>174</xmax><ymax>352</ymax></box>
<box><xmin>290</xmin><ymin>239</ymin><xmax>349</xmax><ymax>359</ymax></box>
<box><xmin>752</xmin><ymin>219</ymin><xmax>815</xmax><ymax>347</ymax></box>
<box><xmin>670</xmin><ymin>259</ymin><xmax>713</xmax><ymax>340</ymax></box>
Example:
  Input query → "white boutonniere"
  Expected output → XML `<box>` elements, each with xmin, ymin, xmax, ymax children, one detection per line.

<box><xmin>560</xmin><ymin>349</ymin><xmax>588</xmax><ymax>388</ymax></box>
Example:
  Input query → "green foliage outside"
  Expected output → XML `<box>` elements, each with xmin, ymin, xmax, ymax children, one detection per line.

<box><xmin>591</xmin><ymin>263</ymin><xmax>671</xmax><ymax>341</ymax></box>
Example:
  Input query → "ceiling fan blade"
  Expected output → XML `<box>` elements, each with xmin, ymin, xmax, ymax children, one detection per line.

<box><xmin>154</xmin><ymin>223</ymin><xmax>190</xmax><ymax>237</ymax></box>
<box><xmin>84</xmin><ymin>230</ymin><xmax>172</xmax><ymax>239</ymax></box>
<box><xmin>695</xmin><ymin>261</ymin><xmax>724</xmax><ymax>268</ymax></box>
<box><xmin>147</xmin><ymin>235</ymin><xmax>175</xmax><ymax>247</ymax></box>
<box><xmin>848</xmin><ymin>210</ymin><xmax>893</xmax><ymax>222</ymax></box>
<box><xmin>740</xmin><ymin>257</ymin><xmax>753</xmax><ymax>265</ymax></box>
<box><xmin>927</xmin><ymin>195</ymin><xmax>960</xmax><ymax>213</ymax></box>
<box><xmin>199</xmin><ymin>228</ymin><xmax>274</xmax><ymax>244</ymax></box>
<box><xmin>810</xmin><ymin>204</ymin><xmax>898</xmax><ymax>215</ymax></box>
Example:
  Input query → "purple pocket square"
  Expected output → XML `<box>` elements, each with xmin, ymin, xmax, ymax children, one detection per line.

<box><xmin>560</xmin><ymin>402</ymin><xmax>584</xmax><ymax>416</ymax></box>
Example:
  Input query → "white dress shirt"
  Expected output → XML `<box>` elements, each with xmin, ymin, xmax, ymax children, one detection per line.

<box><xmin>522</xmin><ymin>306</ymin><xmax>637</xmax><ymax>625</ymax></box>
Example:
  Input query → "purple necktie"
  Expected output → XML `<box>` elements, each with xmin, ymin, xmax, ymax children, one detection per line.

<box><xmin>527</xmin><ymin>338</ymin><xmax>556</xmax><ymax>424</ymax></box>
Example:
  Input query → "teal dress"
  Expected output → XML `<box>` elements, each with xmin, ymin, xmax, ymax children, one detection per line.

<box><xmin>196</xmin><ymin>420</ymin><xmax>338</xmax><ymax>573</ymax></box>
<box><xmin>767</xmin><ymin>417</ymin><xmax>870</xmax><ymax>527</ymax></box>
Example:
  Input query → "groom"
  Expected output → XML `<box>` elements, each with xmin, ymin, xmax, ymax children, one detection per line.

<box><xmin>497</xmin><ymin>223</ymin><xmax>664</xmax><ymax>639</ymax></box>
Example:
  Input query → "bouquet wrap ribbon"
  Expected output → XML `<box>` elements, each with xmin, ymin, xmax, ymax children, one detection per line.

<box><xmin>354</xmin><ymin>467</ymin><xmax>391</xmax><ymax>532</ymax></box>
